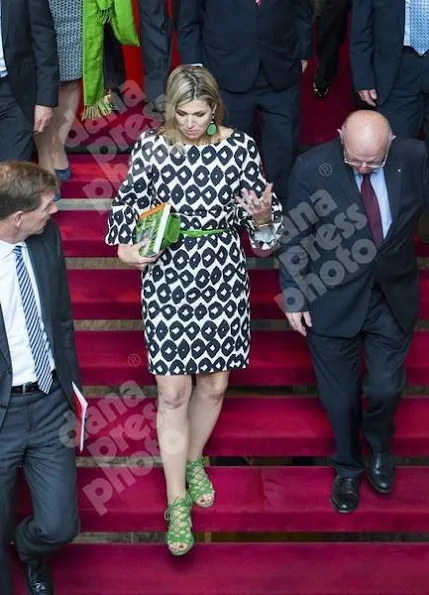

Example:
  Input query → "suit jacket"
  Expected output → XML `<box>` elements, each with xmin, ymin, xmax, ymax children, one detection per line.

<box><xmin>1</xmin><ymin>0</ymin><xmax>59</xmax><ymax>121</ymax></box>
<box><xmin>0</xmin><ymin>220</ymin><xmax>80</xmax><ymax>430</ymax></box>
<box><xmin>279</xmin><ymin>137</ymin><xmax>427</xmax><ymax>337</ymax></box>
<box><xmin>350</xmin><ymin>0</ymin><xmax>407</xmax><ymax>106</ymax></box>
<box><xmin>177</xmin><ymin>0</ymin><xmax>313</xmax><ymax>93</ymax></box>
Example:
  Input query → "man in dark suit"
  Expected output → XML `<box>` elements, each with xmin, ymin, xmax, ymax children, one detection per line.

<box><xmin>177</xmin><ymin>0</ymin><xmax>313</xmax><ymax>209</ymax></box>
<box><xmin>280</xmin><ymin>111</ymin><xmax>427</xmax><ymax>512</ymax></box>
<box><xmin>350</xmin><ymin>0</ymin><xmax>429</xmax><ymax>239</ymax></box>
<box><xmin>0</xmin><ymin>0</ymin><xmax>59</xmax><ymax>161</ymax></box>
<box><xmin>0</xmin><ymin>162</ymin><xmax>80</xmax><ymax>594</ymax></box>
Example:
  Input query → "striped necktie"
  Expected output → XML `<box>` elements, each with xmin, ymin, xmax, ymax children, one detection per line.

<box><xmin>410</xmin><ymin>0</ymin><xmax>429</xmax><ymax>56</ymax></box>
<box><xmin>13</xmin><ymin>246</ymin><xmax>52</xmax><ymax>394</ymax></box>
<box><xmin>256</xmin><ymin>0</ymin><xmax>262</xmax><ymax>6</ymax></box>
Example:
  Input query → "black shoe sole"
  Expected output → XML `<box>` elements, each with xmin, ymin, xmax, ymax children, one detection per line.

<box><xmin>367</xmin><ymin>473</ymin><xmax>393</xmax><ymax>495</ymax></box>
<box><xmin>330</xmin><ymin>496</ymin><xmax>359</xmax><ymax>514</ymax></box>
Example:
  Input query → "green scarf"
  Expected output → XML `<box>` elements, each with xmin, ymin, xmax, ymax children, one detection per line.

<box><xmin>82</xmin><ymin>0</ymin><xmax>139</xmax><ymax>119</ymax></box>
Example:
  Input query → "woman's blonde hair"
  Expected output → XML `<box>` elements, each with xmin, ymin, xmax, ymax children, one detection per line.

<box><xmin>161</xmin><ymin>65</ymin><xmax>224</xmax><ymax>146</ymax></box>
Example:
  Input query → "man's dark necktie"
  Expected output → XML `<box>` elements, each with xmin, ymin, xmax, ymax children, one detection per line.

<box><xmin>360</xmin><ymin>173</ymin><xmax>383</xmax><ymax>247</ymax></box>
<box><xmin>256</xmin><ymin>0</ymin><xmax>262</xmax><ymax>6</ymax></box>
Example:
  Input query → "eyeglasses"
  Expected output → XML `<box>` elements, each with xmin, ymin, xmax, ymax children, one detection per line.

<box><xmin>343</xmin><ymin>147</ymin><xmax>390</xmax><ymax>170</ymax></box>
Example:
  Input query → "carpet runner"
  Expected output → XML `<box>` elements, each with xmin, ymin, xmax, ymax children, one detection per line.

<box><xmin>68</xmin><ymin>268</ymin><xmax>429</xmax><ymax>321</ymax></box>
<box><xmin>48</xmin><ymin>395</ymin><xmax>429</xmax><ymax>458</ymax></box>
<box><xmin>17</xmin><ymin>466</ymin><xmax>429</xmax><ymax>533</ymax></box>
<box><xmin>74</xmin><ymin>329</ymin><xmax>429</xmax><ymax>387</ymax></box>
<box><xmin>12</xmin><ymin>543</ymin><xmax>429</xmax><ymax>594</ymax></box>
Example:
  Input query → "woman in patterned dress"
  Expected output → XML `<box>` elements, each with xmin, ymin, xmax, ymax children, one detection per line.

<box><xmin>35</xmin><ymin>0</ymin><xmax>82</xmax><ymax>189</ymax></box>
<box><xmin>106</xmin><ymin>65</ymin><xmax>283</xmax><ymax>556</ymax></box>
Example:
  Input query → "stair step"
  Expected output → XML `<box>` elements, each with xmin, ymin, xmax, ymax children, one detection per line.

<box><xmin>75</xmin><ymin>330</ymin><xmax>429</xmax><ymax>387</ymax></box>
<box><xmin>60</xmin><ymin>155</ymin><xmax>129</xmax><ymax>199</ymax></box>
<box><xmin>56</xmin><ymin>211</ymin><xmax>115</xmax><ymax>257</ymax></box>
<box><xmin>68</xmin><ymin>268</ymin><xmax>429</xmax><ymax>321</ymax></box>
<box><xmin>56</xmin><ymin>211</ymin><xmax>429</xmax><ymax>259</ymax></box>
<box><xmin>18</xmin><ymin>466</ymin><xmax>429</xmax><ymax>533</ymax></box>
<box><xmin>78</xmin><ymin>396</ymin><xmax>429</xmax><ymax>457</ymax></box>
<box><xmin>68</xmin><ymin>269</ymin><xmax>283</xmax><ymax>320</ymax></box>
<box><xmin>12</xmin><ymin>543</ymin><xmax>429</xmax><ymax>594</ymax></box>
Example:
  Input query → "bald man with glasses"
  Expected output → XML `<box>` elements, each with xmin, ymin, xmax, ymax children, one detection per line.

<box><xmin>279</xmin><ymin>111</ymin><xmax>427</xmax><ymax>513</ymax></box>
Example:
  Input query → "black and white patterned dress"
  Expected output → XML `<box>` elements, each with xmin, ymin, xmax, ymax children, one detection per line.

<box><xmin>106</xmin><ymin>129</ymin><xmax>283</xmax><ymax>376</ymax></box>
<box><xmin>48</xmin><ymin>0</ymin><xmax>82</xmax><ymax>81</ymax></box>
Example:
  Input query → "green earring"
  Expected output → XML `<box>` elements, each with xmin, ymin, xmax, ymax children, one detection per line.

<box><xmin>206</xmin><ymin>118</ymin><xmax>217</xmax><ymax>137</ymax></box>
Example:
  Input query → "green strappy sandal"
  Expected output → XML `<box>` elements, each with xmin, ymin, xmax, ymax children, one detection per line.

<box><xmin>164</xmin><ymin>493</ymin><xmax>194</xmax><ymax>556</ymax></box>
<box><xmin>186</xmin><ymin>457</ymin><xmax>215</xmax><ymax>508</ymax></box>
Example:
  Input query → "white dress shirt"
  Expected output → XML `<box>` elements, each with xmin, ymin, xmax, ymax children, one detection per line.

<box><xmin>354</xmin><ymin>168</ymin><xmax>392</xmax><ymax>239</ymax></box>
<box><xmin>0</xmin><ymin>3</ymin><xmax>8</xmax><ymax>78</ymax></box>
<box><xmin>0</xmin><ymin>239</ymin><xmax>55</xmax><ymax>386</ymax></box>
<box><xmin>403</xmin><ymin>0</ymin><xmax>411</xmax><ymax>46</ymax></box>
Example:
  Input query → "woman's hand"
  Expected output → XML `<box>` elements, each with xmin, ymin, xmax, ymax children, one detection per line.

<box><xmin>117</xmin><ymin>241</ymin><xmax>164</xmax><ymax>271</ymax></box>
<box><xmin>236</xmin><ymin>182</ymin><xmax>274</xmax><ymax>227</ymax></box>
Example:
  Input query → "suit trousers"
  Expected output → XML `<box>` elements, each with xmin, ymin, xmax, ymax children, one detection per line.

<box><xmin>378</xmin><ymin>50</ymin><xmax>429</xmax><ymax>144</ymax></box>
<box><xmin>378</xmin><ymin>49</ymin><xmax>429</xmax><ymax>192</ymax></box>
<box><xmin>307</xmin><ymin>286</ymin><xmax>413</xmax><ymax>477</ymax></box>
<box><xmin>103</xmin><ymin>0</ymin><xmax>179</xmax><ymax>104</ymax></box>
<box><xmin>0</xmin><ymin>78</ymin><xmax>33</xmax><ymax>162</ymax></box>
<box><xmin>220</xmin><ymin>67</ymin><xmax>300</xmax><ymax>209</ymax></box>
<box><xmin>315</xmin><ymin>0</ymin><xmax>351</xmax><ymax>85</ymax></box>
<box><xmin>0</xmin><ymin>380</ymin><xmax>79</xmax><ymax>595</ymax></box>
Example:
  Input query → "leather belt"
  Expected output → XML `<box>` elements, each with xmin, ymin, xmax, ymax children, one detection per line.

<box><xmin>11</xmin><ymin>370</ymin><xmax>57</xmax><ymax>394</ymax></box>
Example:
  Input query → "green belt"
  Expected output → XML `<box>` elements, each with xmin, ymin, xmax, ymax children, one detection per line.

<box><xmin>181</xmin><ymin>228</ymin><xmax>230</xmax><ymax>238</ymax></box>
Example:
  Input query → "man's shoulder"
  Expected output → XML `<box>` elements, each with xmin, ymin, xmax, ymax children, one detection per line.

<box><xmin>31</xmin><ymin>218</ymin><xmax>60</xmax><ymax>248</ymax></box>
<box><xmin>390</xmin><ymin>137</ymin><xmax>427</xmax><ymax>163</ymax></box>
<box><xmin>42</xmin><ymin>218</ymin><xmax>59</xmax><ymax>239</ymax></box>
<box><xmin>294</xmin><ymin>139</ymin><xmax>340</xmax><ymax>174</ymax></box>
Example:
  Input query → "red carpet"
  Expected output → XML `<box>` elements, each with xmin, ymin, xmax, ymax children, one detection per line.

<box><xmin>12</xmin><ymin>543</ymin><xmax>429</xmax><ymax>594</ymax></box>
<box><xmin>53</xmin><ymin>395</ymin><xmax>429</xmax><ymax>458</ymax></box>
<box><xmin>75</xmin><ymin>329</ymin><xmax>429</xmax><ymax>387</ymax></box>
<box><xmin>18</xmin><ymin>466</ymin><xmax>429</xmax><ymax>533</ymax></box>
<box><xmin>60</xmin><ymin>154</ymin><xmax>129</xmax><ymax>199</ymax></box>
<box><xmin>68</xmin><ymin>268</ymin><xmax>429</xmax><ymax>321</ymax></box>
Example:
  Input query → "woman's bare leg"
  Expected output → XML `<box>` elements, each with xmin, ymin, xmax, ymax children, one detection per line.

<box><xmin>156</xmin><ymin>374</ymin><xmax>192</xmax><ymax>503</ymax></box>
<box><xmin>34</xmin><ymin>80</ymin><xmax>81</xmax><ymax>173</ymax></box>
<box><xmin>188</xmin><ymin>371</ymin><xmax>229</xmax><ymax>460</ymax></box>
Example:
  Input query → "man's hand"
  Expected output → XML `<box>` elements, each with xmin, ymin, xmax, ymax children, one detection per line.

<box><xmin>286</xmin><ymin>311</ymin><xmax>312</xmax><ymax>337</ymax></box>
<box><xmin>117</xmin><ymin>241</ymin><xmax>164</xmax><ymax>271</ymax></box>
<box><xmin>358</xmin><ymin>89</ymin><xmax>377</xmax><ymax>107</ymax></box>
<box><xmin>301</xmin><ymin>60</ymin><xmax>308</xmax><ymax>73</ymax></box>
<box><xmin>34</xmin><ymin>105</ymin><xmax>54</xmax><ymax>134</ymax></box>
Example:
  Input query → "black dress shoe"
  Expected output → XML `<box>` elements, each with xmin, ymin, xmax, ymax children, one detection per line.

<box><xmin>330</xmin><ymin>474</ymin><xmax>360</xmax><ymax>513</ymax></box>
<box><xmin>312</xmin><ymin>78</ymin><xmax>330</xmax><ymax>100</ymax></box>
<box><xmin>25</xmin><ymin>559</ymin><xmax>53</xmax><ymax>595</ymax></box>
<box><xmin>367</xmin><ymin>453</ymin><xmax>395</xmax><ymax>494</ymax></box>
